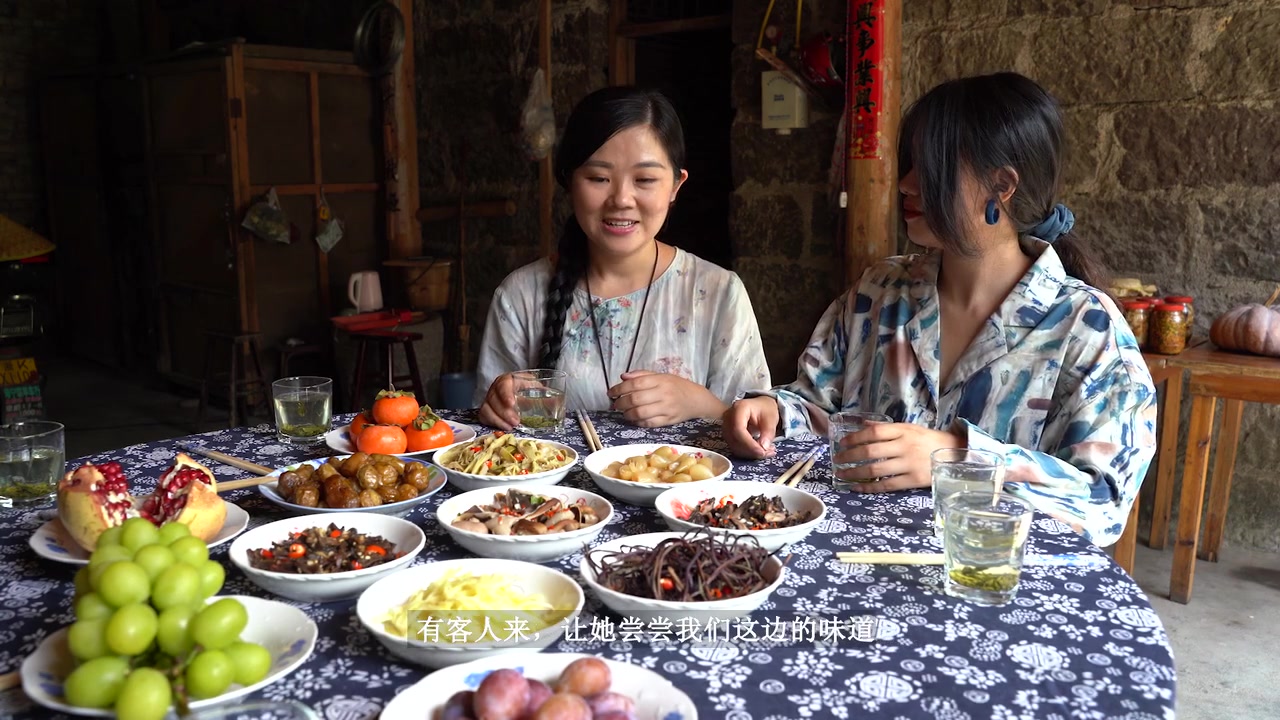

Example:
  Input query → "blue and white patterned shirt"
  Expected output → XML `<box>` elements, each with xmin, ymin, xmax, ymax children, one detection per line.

<box><xmin>755</xmin><ymin>238</ymin><xmax>1158</xmax><ymax>546</ymax></box>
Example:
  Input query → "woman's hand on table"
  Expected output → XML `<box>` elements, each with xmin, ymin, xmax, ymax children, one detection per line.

<box><xmin>477</xmin><ymin>373</ymin><xmax>520</xmax><ymax>430</ymax></box>
<box><xmin>608</xmin><ymin>370</ymin><xmax>727</xmax><ymax>428</ymax></box>
<box><xmin>721</xmin><ymin>396</ymin><xmax>781</xmax><ymax>459</ymax></box>
<box><xmin>836</xmin><ymin>423</ymin><xmax>963</xmax><ymax>492</ymax></box>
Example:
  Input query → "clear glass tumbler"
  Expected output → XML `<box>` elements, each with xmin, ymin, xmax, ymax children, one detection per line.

<box><xmin>512</xmin><ymin>369</ymin><xmax>568</xmax><ymax>435</ymax></box>
<box><xmin>827</xmin><ymin>411</ymin><xmax>893</xmax><ymax>491</ymax></box>
<box><xmin>271</xmin><ymin>376</ymin><xmax>333</xmax><ymax>445</ymax></box>
<box><xmin>0</xmin><ymin>420</ymin><xmax>65</xmax><ymax>508</ymax></box>
<box><xmin>931</xmin><ymin>447</ymin><xmax>1005</xmax><ymax>537</ymax></box>
<box><xmin>942</xmin><ymin>490</ymin><xmax>1034</xmax><ymax>606</ymax></box>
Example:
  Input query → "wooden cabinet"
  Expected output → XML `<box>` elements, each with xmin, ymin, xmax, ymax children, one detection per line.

<box><xmin>146</xmin><ymin>42</ymin><xmax>388</xmax><ymax>384</ymax></box>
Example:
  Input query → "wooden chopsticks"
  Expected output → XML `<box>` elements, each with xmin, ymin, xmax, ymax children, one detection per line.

<box><xmin>774</xmin><ymin>447</ymin><xmax>821</xmax><ymax>487</ymax></box>
<box><xmin>578</xmin><ymin>411</ymin><xmax>604</xmax><ymax>453</ymax></box>
<box><xmin>836</xmin><ymin>552</ymin><xmax>1108</xmax><ymax>568</ymax></box>
<box><xmin>176</xmin><ymin>443</ymin><xmax>275</xmax><ymax>493</ymax></box>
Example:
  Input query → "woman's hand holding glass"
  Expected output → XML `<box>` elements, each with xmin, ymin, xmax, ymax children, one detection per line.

<box><xmin>609</xmin><ymin>370</ymin><xmax>726</xmax><ymax>428</ymax></box>
<box><xmin>836</xmin><ymin>423</ymin><xmax>964</xmax><ymax>491</ymax></box>
<box><xmin>477</xmin><ymin>373</ymin><xmax>520</xmax><ymax>430</ymax></box>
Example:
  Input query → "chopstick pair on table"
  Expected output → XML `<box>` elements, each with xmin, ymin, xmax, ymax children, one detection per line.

<box><xmin>577</xmin><ymin>411</ymin><xmax>605</xmax><ymax>453</ymax></box>
<box><xmin>175</xmin><ymin>442</ymin><xmax>279</xmax><ymax>492</ymax></box>
<box><xmin>774</xmin><ymin>446</ymin><xmax>823</xmax><ymax>487</ymax></box>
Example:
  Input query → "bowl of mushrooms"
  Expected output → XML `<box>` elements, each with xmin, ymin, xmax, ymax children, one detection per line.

<box><xmin>434</xmin><ymin>485</ymin><xmax>614</xmax><ymax>563</ymax></box>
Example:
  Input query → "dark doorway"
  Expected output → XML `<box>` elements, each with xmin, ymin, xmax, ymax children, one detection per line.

<box><xmin>633</xmin><ymin>28</ymin><xmax>734</xmax><ymax>271</ymax></box>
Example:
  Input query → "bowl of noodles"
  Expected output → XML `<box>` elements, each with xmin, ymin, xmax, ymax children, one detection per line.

<box><xmin>432</xmin><ymin>432</ymin><xmax>579</xmax><ymax>492</ymax></box>
<box><xmin>355</xmin><ymin>558</ymin><xmax>585</xmax><ymax>669</ymax></box>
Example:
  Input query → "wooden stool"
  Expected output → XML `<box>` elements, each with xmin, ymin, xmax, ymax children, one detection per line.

<box><xmin>349</xmin><ymin>330</ymin><xmax>426</xmax><ymax>410</ymax></box>
<box><xmin>196</xmin><ymin>331</ymin><xmax>269</xmax><ymax>429</ymax></box>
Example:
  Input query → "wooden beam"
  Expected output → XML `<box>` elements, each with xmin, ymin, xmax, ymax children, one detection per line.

<box><xmin>309</xmin><ymin>71</ymin><xmax>331</xmax><ymax>319</ymax></box>
<box><xmin>609</xmin><ymin>0</ymin><xmax>635</xmax><ymax>84</ymax></box>
<box><xmin>417</xmin><ymin>199</ymin><xmax>517</xmax><ymax>223</ymax></box>
<box><xmin>391</xmin><ymin>0</ymin><xmax>422</xmax><ymax>261</ymax></box>
<box><xmin>616</xmin><ymin>14</ymin><xmax>731</xmax><ymax>38</ymax></box>
<box><xmin>845</xmin><ymin>0</ymin><xmax>902</xmax><ymax>288</ymax></box>
<box><xmin>539</xmin><ymin>0</ymin><xmax>554</xmax><ymax>256</ymax></box>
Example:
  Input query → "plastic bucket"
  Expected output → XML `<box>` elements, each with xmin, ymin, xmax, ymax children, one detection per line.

<box><xmin>439</xmin><ymin>372</ymin><xmax>476</xmax><ymax>410</ymax></box>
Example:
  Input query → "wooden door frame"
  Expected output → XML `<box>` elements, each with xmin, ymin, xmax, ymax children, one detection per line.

<box><xmin>608</xmin><ymin>1</ymin><xmax>733</xmax><ymax>84</ymax></box>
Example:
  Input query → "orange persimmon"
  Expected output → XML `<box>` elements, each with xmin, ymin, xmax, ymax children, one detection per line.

<box><xmin>372</xmin><ymin>390</ymin><xmax>418</xmax><ymax>426</ymax></box>
<box><xmin>347</xmin><ymin>411</ymin><xmax>374</xmax><ymax>442</ymax></box>
<box><xmin>356</xmin><ymin>424</ymin><xmax>408</xmax><ymax>454</ymax></box>
<box><xmin>404</xmin><ymin>407</ymin><xmax>455</xmax><ymax>452</ymax></box>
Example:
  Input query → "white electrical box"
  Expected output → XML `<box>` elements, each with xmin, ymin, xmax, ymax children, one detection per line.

<box><xmin>762</xmin><ymin>70</ymin><xmax>809</xmax><ymax>135</ymax></box>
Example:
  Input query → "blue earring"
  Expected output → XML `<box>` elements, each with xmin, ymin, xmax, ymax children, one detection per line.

<box><xmin>984</xmin><ymin>199</ymin><xmax>1000</xmax><ymax>225</ymax></box>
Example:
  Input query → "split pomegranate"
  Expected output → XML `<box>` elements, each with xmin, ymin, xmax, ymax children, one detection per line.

<box><xmin>57</xmin><ymin>453</ymin><xmax>226</xmax><ymax>552</ymax></box>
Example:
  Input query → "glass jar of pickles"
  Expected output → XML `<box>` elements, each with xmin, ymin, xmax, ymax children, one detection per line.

<box><xmin>1165</xmin><ymin>295</ymin><xmax>1195</xmax><ymax>341</ymax></box>
<box><xmin>1121</xmin><ymin>300</ymin><xmax>1151</xmax><ymax>348</ymax></box>
<box><xmin>1150</xmin><ymin>302</ymin><xmax>1188</xmax><ymax>355</ymax></box>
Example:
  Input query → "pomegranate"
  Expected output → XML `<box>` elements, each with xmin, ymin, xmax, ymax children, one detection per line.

<box><xmin>57</xmin><ymin>453</ymin><xmax>226</xmax><ymax>551</ymax></box>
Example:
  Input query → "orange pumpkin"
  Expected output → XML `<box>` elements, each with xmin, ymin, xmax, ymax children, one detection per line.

<box><xmin>1210</xmin><ymin>304</ymin><xmax>1280</xmax><ymax>357</ymax></box>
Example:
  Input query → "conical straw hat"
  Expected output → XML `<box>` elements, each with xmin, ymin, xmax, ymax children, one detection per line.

<box><xmin>0</xmin><ymin>214</ymin><xmax>55</xmax><ymax>262</ymax></box>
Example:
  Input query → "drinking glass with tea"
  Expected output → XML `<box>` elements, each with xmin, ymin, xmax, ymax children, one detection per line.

<box><xmin>512</xmin><ymin>369</ymin><xmax>567</xmax><ymax>435</ymax></box>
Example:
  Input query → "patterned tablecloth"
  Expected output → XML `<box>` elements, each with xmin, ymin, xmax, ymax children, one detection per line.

<box><xmin>0</xmin><ymin>411</ymin><xmax>1176</xmax><ymax>720</ymax></box>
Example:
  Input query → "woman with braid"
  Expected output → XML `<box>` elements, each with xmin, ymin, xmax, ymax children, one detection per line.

<box><xmin>475</xmin><ymin>86</ymin><xmax>771</xmax><ymax>429</ymax></box>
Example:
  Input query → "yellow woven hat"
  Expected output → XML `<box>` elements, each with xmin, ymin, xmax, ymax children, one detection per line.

<box><xmin>0</xmin><ymin>214</ymin><xmax>55</xmax><ymax>262</ymax></box>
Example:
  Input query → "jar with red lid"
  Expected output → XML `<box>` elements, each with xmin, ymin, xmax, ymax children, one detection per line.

<box><xmin>1121</xmin><ymin>300</ymin><xmax>1152</xmax><ymax>348</ymax></box>
<box><xmin>1165</xmin><ymin>295</ymin><xmax>1195</xmax><ymax>340</ymax></box>
<box><xmin>1150</xmin><ymin>303</ymin><xmax>1188</xmax><ymax>354</ymax></box>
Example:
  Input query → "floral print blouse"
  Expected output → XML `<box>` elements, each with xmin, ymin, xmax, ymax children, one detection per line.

<box><xmin>752</xmin><ymin>238</ymin><xmax>1158</xmax><ymax>546</ymax></box>
<box><xmin>475</xmin><ymin>248</ymin><xmax>772</xmax><ymax>413</ymax></box>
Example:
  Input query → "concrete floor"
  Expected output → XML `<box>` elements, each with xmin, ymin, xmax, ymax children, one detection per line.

<box><xmin>31</xmin><ymin>355</ymin><xmax>1280</xmax><ymax>719</ymax></box>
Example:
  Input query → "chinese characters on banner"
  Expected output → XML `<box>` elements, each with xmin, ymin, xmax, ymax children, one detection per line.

<box><xmin>848</xmin><ymin>0</ymin><xmax>885</xmax><ymax>160</ymax></box>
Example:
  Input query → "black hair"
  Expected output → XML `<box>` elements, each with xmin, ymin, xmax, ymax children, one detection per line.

<box><xmin>897</xmin><ymin>71</ymin><xmax>1109</xmax><ymax>290</ymax></box>
<box><xmin>537</xmin><ymin>86</ymin><xmax>687</xmax><ymax>368</ymax></box>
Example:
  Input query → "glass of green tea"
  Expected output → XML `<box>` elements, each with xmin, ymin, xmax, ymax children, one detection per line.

<box><xmin>942</xmin><ymin>491</ymin><xmax>1034</xmax><ymax>606</ymax></box>
<box><xmin>271</xmin><ymin>376</ymin><xmax>333</xmax><ymax>445</ymax></box>
<box><xmin>0</xmin><ymin>420</ymin><xmax>64</xmax><ymax>508</ymax></box>
<box><xmin>512</xmin><ymin>369</ymin><xmax>567</xmax><ymax>435</ymax></box>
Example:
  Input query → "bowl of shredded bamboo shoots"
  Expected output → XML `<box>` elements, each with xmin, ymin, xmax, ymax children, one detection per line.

<box><xmin>356</xmin><ymin>558</ymin><xmax>584</xmax><ymax>669</ymax></box>
<box><xmin>432</xmin><ymin>432</ymin><xmax>579</xmax><ymax>492</ymax></box>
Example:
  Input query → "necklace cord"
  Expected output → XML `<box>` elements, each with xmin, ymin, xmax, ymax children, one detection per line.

<box><xmin>587</xmin><ymin>242</ymin><xmax>660</xmax><ymax>400</ymax></box>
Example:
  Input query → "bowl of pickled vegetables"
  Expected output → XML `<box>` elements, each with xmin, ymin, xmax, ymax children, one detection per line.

<box><xmin>583</xmin><ymin>444</ymin><xmax>732</xmax><ymax>507</ymax></box>
<box><xmin>355</xmin><ymin>559</ymin><xmax>584</xmax><ymax>669</ymax></box>
<box><xmin>432</xmin><ymin>432</ymin><xmax>579</xmax><ymax>492</ymax></box>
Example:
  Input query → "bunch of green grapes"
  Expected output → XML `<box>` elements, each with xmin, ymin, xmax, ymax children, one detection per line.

<box><xmin>65</xmin><ymin>518</ymin><xmax>272</xmax><ymax>720</ymax></box>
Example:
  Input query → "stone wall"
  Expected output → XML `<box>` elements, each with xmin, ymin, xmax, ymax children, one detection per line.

<box><xmin>0</xmin><ymin>0</ymin><xmax>101</xmax><ymax>232</ymax></box>
<box><xmin>416</xmin><ymin>0</ymin><xmax>1278</xmax><ymax>550</ymax></box>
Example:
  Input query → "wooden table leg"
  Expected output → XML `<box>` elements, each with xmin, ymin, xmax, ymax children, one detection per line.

<box><xmin>1171</xmin><ymin>393</ymin><xmax>1216</xmax><ymax>604</ymax></box>
<box><xmin>1148</xmin><ymin>372</ymin><xmax>1183</xmax><ymax>550</ymax></box>
<box><xmin>1114</xmin><ymin>501</ymin><xmax>1139</xmax><ymax>574</ymax></box>
<box><xmin>1200</xmin><ymin>398</ymin><xmax>1244</xmax><ymax>562</ymax></box>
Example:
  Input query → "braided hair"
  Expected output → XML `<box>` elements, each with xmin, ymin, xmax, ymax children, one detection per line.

<box><xmin>537</xmin><ymin>86</ymin><xmax>687</xmax><ymax>368</ymax></box>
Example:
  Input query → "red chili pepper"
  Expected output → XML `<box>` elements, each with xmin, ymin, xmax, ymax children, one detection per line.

<box><xmin>288</xmin><ymin>543</ymin><xmax>305</xmax><ymax>558</ymax></box>
<box><xmin>556</xmin><ymin>454</ymin><xmax>563</xmax><ymax>461</ymax></box>
<box><xmin>495</xmin><ymin>431</ymin><xmax>505</xmax><ymax>437</ymax></box>
<box><xmin>260</xmin><ymin>549</ymin><xmax>274</xmax><ymax>559</ymax></box>
<box><xmin>367</xmin><ymin>545</ymin><xmax>386</xmax><ymax>556</ymax></box>
<box><xmin>514</xmin><ymin>453</ymin><xmax>524</xmax><ymax>461</ymax></box>
<box><xmin>520</xmin><ymin>469</ymin><xmax>529</xmax><ymax>475</ymax></box>
<box><xmin>486</xmin><ymin>460</ymin><xmax>493</xmax><ymax>468</ymax></box>
<box><xmin>352</xmin><ymin>561</ymin><xmax>364</xmax><ymax>570</ymax></box>
<box><xmin>329</xmin><ymin>529</ymin><xmax>342</xmax><ymax>538</ymax></box>
<box><xmin>471</xmin><ymin>446</ymin><xmax>482</xmax><ymax>453</ymax></box>
<box><xmin>659</xmin><ymin>577</ymin><xmax>674</xmax><ymax>591</ymax></box>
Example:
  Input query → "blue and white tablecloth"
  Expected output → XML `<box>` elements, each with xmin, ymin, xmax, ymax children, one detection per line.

<box><xmin>0</xmin><ymin>411</ymin><xmax>1176</xmax><ymax>720</ymax></box>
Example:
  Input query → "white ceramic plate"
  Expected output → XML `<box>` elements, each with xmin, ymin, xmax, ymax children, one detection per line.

<box><xmin>229</xmin><ymin>511</ymin><xmax>426</xmax><ymax>602</ymax></box>
<box><xmin>436</xmin><ymin>485</ymin><xmax>613</xmax><ymax>563</ymax></box>
<box><xmin>257</xmin><ymin>457</ymin><xmax>445</xmax><ymax>517</ymax></box>
<box><xmin>21</xmin><ymin>595</ymin><xmax>317</xmax><ymax>717</ymax></box>
<box><xmin>432</xmin><ymin>436</ymin><xmax>579</xmax><ymax>493</ymax></box>
<box><xmin>584</xmin><ymin>444</ymin><xmax>732</xmax><ymax>508</ymax></box>
<box><xmin>324</xmin><ymin>420</ymin><xmax>476</xmax><ymax>457</ymax></box>
<box><xmin>654</xmin><ymin>480</ymin><xmax>827</xmax><ymax>553</ymax></box>
<box><xmin>28</xmin><ymin>502</ymin><xmax>250</xmax><ymax>566</ymax></box>
<box><xmin>380</xmin><ymin>653</ymin><xmax>698</xmax><ymax>720</ymax></box>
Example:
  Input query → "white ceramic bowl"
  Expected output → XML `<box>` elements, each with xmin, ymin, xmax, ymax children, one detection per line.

<box><xmin>654</xmin><ymin>480</ymin><xmax>827</xmax><ymax>553</ymax></box>
<box><xmin>580</xmin><ymin>531</ymin><xmax>785</xmax><ymax>625</ymax></box>
<box><xmin>257</xmin><ymin>456</ymin><xmax>445</xmax><ymax>517</ymax></box>
<box><xmin>22</xmin><ymin>595</ymin><xmax>317</xmax><ymax>717</ymax></box>
<box><xmin>380</xmin><ymin>653</ymin><xmax>699</xmax><ymax>720</ymax></box>
<box><xmin>432</xmin><ymin>435</ymin><xmax>579</xmax><ymax>492</ymax></box>
<box><xmin>324</xmin><ymin>419</ymin><xmax>477</xmax><ymax>457</ymax></box>
<box><xmin>356</xmin><ymin>558</ymin><xmax>585</xmax><ymax>669</ymax></box>
<box><xmin>584</xmin><ymin>443</ymin><xmax>733</xmax><ymax>508</ymax></box>
<box><xmin>228</xmin><ymin>512</ymin><xmax>426</xmax><ymax>602</ymax></box>
<box><xmin>436</xmin><ymin>485</ymin><xmax>613</xmax><ymax>563</ymax></box>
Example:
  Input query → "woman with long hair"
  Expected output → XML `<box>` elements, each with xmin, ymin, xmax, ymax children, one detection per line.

<box><xmin>723</xmin><ymin>72</ymin><xmax>1156</xmax><ymax>545</ymax></box>
<box><xmin>476</xmin><ymin>86</ymin><xmax>770</xmax><ymax>429</ymax></box>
